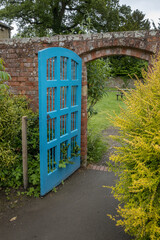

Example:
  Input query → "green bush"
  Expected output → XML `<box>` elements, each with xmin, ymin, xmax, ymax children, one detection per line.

<box><xmin>0</xmin><ymin>58</ymin><xmax>11</xmax><ymax>84</ymax></box>
<box><xmin>87</xmin><ymin>59</ymin><xmax>111</xmax><ymax>163</ymax></box>
<box><xmin>87</xmin><ymin>58</ymin><xmax>111</xmax><ymax>118</ymax></box>
<box><xmin>108</xmin><ymin>55</ymin><xmax>148</xmax><ymax>85</ymax></box>
<box><xmin>0</xmin><ymin>88</ymin><xmax>40</xmax><ymax>196</ymax></box>
<box><xmin>108</xmin><ymin>55</ymin><xmax>160</xmax><ymax>239</ymax></box>
<box><xmin>87</xmin><ymin>130</ymin><xmax>106</xmax><ymax>163</ymax></box>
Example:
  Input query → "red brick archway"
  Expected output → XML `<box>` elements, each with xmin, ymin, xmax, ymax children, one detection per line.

<box><xmin>0</xmin><ymin>30</ymin><xmax>160</xmax><ymax>165</ymax></box>
<box><xmin>80</xmin><ymin>46</ymin><xmax>154</xmax><ymax>166</ymax></box>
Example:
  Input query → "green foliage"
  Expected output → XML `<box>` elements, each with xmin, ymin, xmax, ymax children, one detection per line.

<box><xmin>0</xmin><ymin>58</ymin><xmax>11</xmax><ymax>84</ymax></box>
<box><xmin>27</xmin><ymin>154</ymin><xmax>40</xmax><ymax>197</ymax></box>
<box><xmin>71</xmin><ymin>143</ymin><xmax>81</xmax><ymax>158</ymax></box>
<box><xmin>108</xmin><ymin>54</ymin><xmax>160</xmax><ymax>239</ymax></box>
<box><xmin>152</xmin><ymin>19</ymin><xmax>160</xmax><ymax>30</ymax></box>
<box><xmin>87</xmin><ymin>59</ymin><xmax>111</xmax><ymax>118</ymax></box>
<box><xmin>59</xmin><ymin>143</ymin><xmax>71</xmax><ymax>168</ymax></box>
<box><xmin>118</xmin><ymin>5</ymin><xmax>150</xmax><ymax>31</ymax></box>
<box><xmin>0</xmin><ymin>86</ymin><xmax>40</xmax><ymax>196</ymax></box>
<box><xmin>87</xmin><ymin>131</ymin><xmax>106</xmax><ymax>163</ymax></box>
<box><xmin>87</xmin><ymin>89</ymin><xmax>126</xmax><ymax>134</ymax></box>
<box><xmin>59</xmin><ymin>143</ymin><xmax>80</xmax><ymax>168</ymax></box>
<box><xmin>87</xmin><ymin>89</ymin><xmax>125</xmax><ymax>164</ymax></box>
<box><xmin>108</xmin><ymin>55</ymin><xmax>148</xmax><ymax>82</ymax></box>
<box><xmin>0</xmin><ymin>0</ymin><xmax>150</xmax><ymax>37</ymax></box>
<box><xmin>74</xmin><ymin>10</ymin><xmax>93</xmax><ymax>34</ymax></box>
<box><xmin>0</xmin><ymin>58</ymin><xmax>40</xmax><ymax>196</ymax></box>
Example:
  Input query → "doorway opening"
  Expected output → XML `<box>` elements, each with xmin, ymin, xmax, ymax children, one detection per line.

<box><xmin>86</xmin><ymin>55</ymin><xmax>148</xmax><ymax>166</ymax></box>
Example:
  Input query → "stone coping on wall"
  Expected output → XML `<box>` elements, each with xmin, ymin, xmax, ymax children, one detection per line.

<box><xmin>0</xmin><ymin>30</ymin><xmax>159</xmax><ymax>44</ymax></box>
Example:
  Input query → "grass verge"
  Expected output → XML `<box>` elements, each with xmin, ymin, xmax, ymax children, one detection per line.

<box><xmin>88</xmin><ymin>89</ymin><xmax>126</xmax><ymax>135</ymax></box>
<box><xmin>87</xmin><ymin>89</ymin><xmax>126</xmax><ymax>164</ymax></box>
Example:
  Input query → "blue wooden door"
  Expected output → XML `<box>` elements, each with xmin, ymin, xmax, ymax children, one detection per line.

<box><xmin>38</xmin><ymin>47</ymin><xmax>82</xmax><ymax>196</ymax></box>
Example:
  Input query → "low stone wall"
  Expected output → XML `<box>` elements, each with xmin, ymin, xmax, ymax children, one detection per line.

<box><xmin>106</xmin><ymin>77</ymin><xmax>137</xmax><ymax>89</ymax></box>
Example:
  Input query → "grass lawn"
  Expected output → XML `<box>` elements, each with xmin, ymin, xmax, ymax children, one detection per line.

<box><xmin>87</xmin><ymin>89</ymin><xmax>126</xmax><ymax>135</ymax></box>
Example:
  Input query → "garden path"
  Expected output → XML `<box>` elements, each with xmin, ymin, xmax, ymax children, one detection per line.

<box><xmin>0</xmin><ymin>169</ymin><xmax>132</xmax><ymax>240</ymax></box>
<box><xmin>0</xmin><ymin>127</ymin><xmax>132</xmax><ymax>240</ymax></box>
<box><xmin>98</xmin><ymin>126</ymin><xmax>120</xmax><ymax>166</ymax></box>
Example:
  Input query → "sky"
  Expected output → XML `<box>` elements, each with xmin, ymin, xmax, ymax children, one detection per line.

<box><xmin>119</xmin><ymin>0</ymin><xmax>160</xmax><ymax>27</ymax></box>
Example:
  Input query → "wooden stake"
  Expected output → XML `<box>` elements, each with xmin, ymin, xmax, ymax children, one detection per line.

<box><xmin>22</xmin><ymin>116</ymin><xmax>28</xmax><ymax>189</ymax></box>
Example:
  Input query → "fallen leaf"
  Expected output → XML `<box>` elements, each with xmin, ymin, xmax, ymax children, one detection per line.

<box><xmin>10</xmin><ymin>216</ymin><xmax>17</xmax><ymax>222</ymax></box>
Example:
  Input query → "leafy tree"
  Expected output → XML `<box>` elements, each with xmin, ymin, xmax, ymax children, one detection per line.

<box><xmin>106</xmin><ymin>5</ymin><xmax>150</xmax><ymax>86</ymax></box>
<box><xmin>152</xmin><ymin>18</ymin><xmax>160</xmax><ymax>30</ymax></box>
<box><xmin>107</xmin><ymin>53</ymin><xmax>160</xmax><ymax>239</ymax></box>
<box><xmin>0</xmin><ymin>0</ymin><xmax>150</xmax><ymax>37</ymax></box>
<box><xmin>108</xmin><ymin>55</ymin><xmax>148</xmax><ymax>79</ymax></box>
<box><xmin>118</xmin><ymin>5</ymin><xmax>150</xmax><ymax>31</ymax></box>
<box><xmin>87</xmin><ymin>58</ymin><xmax>111</xmax><ymax>118</ymax></box>
<box><xmin>0</xmin><ymin>0</ymin><xmax>117</xmax><ymax>36</ymax></box>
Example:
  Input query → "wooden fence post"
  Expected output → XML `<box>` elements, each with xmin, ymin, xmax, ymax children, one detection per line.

<box><xmin>22</xmin><ymin>116</ymin><xmax>28</xmax><ymax>189</ymax></box>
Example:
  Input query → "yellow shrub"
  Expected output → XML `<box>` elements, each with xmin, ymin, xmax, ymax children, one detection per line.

<box><xmin>109</xmin><ymin>53</ymin><xmax>160</xmax><ymax>240</ymax></box>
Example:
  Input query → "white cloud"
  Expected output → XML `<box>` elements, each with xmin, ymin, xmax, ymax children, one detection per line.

<box><xmin>119</xmin><ymin>0</ymin><xmax>160</xmax><ymax>26</ymax></box>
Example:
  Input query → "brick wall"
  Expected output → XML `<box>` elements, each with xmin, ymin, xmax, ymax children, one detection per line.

<box><xmin>0</xmin><ymin>30</ymin><xmax>160</xmax><ymax>165</ymax></box>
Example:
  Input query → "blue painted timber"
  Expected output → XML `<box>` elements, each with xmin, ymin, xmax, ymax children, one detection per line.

<box><xmin>38</xmin><ymin>47</ymin><xmax>82</xmax><ymax>196</ymax></box>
